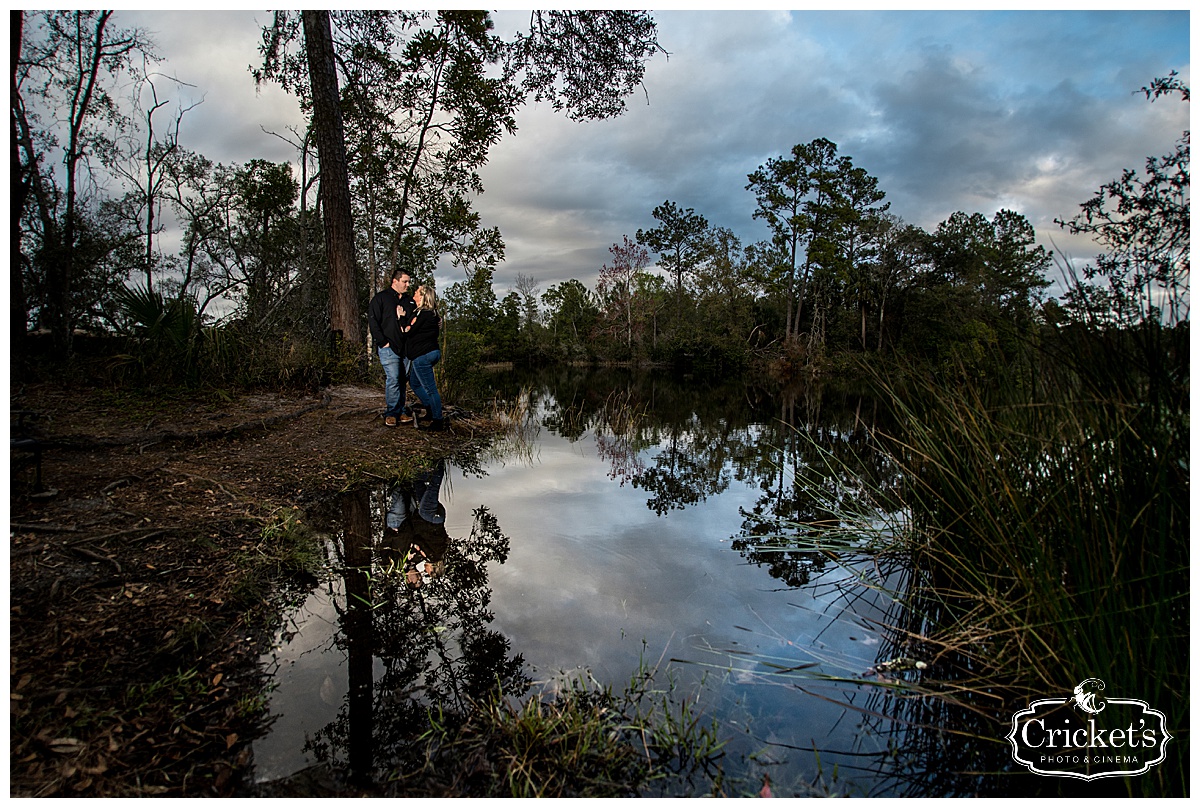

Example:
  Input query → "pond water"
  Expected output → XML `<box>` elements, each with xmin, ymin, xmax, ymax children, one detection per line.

<box><xmin>250</xmin><ymin>366</ymin><xmax>954</xmax><ymax>796</ymax></box>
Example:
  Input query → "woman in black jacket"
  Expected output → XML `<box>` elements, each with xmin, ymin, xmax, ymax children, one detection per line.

<box><xmin>401</xmin><ymin>285</ymin><xmax>445</xmax><ymax>431</ymax></box>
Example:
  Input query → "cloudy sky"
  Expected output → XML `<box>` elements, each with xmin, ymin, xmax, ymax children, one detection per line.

<box><xmin>119</xmin><ymin>8</ymin><xmax>1190</xmax><ymax>297</ymax></box>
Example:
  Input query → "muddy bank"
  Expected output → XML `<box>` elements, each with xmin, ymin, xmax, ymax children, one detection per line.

<box><xmin>9</xmin><ymin>382</ymin><xmax>498</xmax><ymax>797</ymax></box>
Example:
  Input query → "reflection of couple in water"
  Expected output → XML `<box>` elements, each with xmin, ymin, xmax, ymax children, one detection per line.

<box><xmin>381</xmin><ymin>460</ymin><xmax>448</xmax><ymax>589</ymax></box>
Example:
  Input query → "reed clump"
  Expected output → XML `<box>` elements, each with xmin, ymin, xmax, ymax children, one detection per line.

<box><xmin>388</xmin><ymin>668</ymin><xmax>726</xmax><ymax>797</ymax></box>
<box><xmin>869</xmin><ymin>315</ymin><xmax>1188</xmax><ymax>794</ymax></box>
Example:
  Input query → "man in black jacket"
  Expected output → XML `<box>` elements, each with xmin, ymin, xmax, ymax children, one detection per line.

<box><xmin>368</xmin><ymin>269</ymin><xmax>415</xmax><ymax>427</ymax></box>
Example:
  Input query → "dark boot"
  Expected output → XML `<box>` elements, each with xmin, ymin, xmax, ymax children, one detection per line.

<box><xmin>429</xmin><ymin>418</ymin><xmax>445</xmax><ymax>431</ymax></box>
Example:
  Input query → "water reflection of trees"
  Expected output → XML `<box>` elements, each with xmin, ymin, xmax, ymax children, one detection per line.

<box><xmin>732</xmin><ymin>384</ymin><xmax>903</xmax><ymax>588</ymax></box>
<box><xmin>487</xmin><ymin>366</ymin><xmax>903</xmax><ymax>588</ymax></box>
<box><xmin>303</xmin><ymin>464</ymin><xmax>530</xmax><ymax>787</ymax></box>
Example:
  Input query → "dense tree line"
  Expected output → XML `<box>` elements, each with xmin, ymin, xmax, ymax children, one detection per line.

<box><xmin>11</xmin><ymin>9</ymin><xmax>1186</xmax><ymax>393</ymax></box>
<box><xmin>447</xmin><ymin>73</ymin><xmax>1186</xmax><ymax>382</ymax></box>
<box><xmin>443</xmin><ymin>136</ymin><xmax>1054</xmax><ymax>378</ymax></box>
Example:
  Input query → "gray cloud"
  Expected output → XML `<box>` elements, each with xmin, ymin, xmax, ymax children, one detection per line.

<box><xmin>110</xmin><ymin>10</ymin><xmax>1189</xmax><ymax>296</ymax></box>
<box><xmin>120</xmin><ymin>10</ymin><xmax>305</xmax><ymax>166</ymax></box>
<box><xmin>481</xmin><ymin>11</ymin><xmax>1188</xmax><ymax>291</ymax></box>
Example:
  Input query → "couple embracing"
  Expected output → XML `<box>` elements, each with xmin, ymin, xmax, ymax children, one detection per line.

<box><xmin>367</xmin><ymin>268</ymin><xmax>445</xmax><ymax>431</ymax></box>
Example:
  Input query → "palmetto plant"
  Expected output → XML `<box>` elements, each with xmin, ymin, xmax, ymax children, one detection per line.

<box><xmin>115</xmin><ymin>284</ymin><xmax>200</xmax><ymax>348</ymax></box>
<box><xmin>112</xmin><ymin>283</ymin><xmax>225</xmax><ymax>384</ymax></box>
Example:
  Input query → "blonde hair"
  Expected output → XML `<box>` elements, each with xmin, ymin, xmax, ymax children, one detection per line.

<box><xmin>415</xmin><ymin>285</ymin><xmax>438</xmax><ymax>312</ymax></box>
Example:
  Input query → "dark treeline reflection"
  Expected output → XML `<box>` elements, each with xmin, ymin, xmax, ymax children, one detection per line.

<box><xmin>301</xmin><ymin>460</ymin><xmax>530</xmax><ymax>786</ymax></box>
<box><xmin>484</xmin><ymin>365</ymin><xmax>904</xmax><ymax>588</ymax></box>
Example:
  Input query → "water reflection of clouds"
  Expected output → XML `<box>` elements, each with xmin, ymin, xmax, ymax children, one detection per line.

<box><xmin>254</xmin><ymin>585</ymin><xmax>348</xmax><ymax>782</ymax></box>
<box><xmin>446</xmin><ymin>427</ymin><xmax>880</xmax><ymax>687</ymax></box>
<box><xmin>449</xmin><ymin>433</ymin><xmax>696</xmax><ymax>670</ymax></box>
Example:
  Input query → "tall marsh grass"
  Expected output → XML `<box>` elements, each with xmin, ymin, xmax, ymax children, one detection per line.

<box><xmin>863</xmin><ymin>318</ymin><xmax>1188</xmax><ymax>794</ymax></box>
<box><xmin>737</xmin><ymin>316</ymin><xmax>1188</xmax><ymax>795</ymax></box>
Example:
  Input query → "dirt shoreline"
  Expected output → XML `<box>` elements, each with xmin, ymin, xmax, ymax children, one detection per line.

<box><xmin>9</xmin><ymin>382</ymin><xmax>500</xmax><ymax>797</ymax></box>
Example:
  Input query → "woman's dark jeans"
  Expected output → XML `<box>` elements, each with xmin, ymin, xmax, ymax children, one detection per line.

<box><xmin>408</xmin><ymin>349</ymin><xmax>442</xmax><ymax>420</ymax></box>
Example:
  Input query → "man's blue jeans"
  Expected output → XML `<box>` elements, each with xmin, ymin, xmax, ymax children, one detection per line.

<box><xmin>377</xmin><ymin>346</ymin><xmax>409</xmax><ymax>418</ymax></box>
<box><xmin>408</xmin><ymin>349</ymin><xmax>442</xmax><ymax>420</ymax></box>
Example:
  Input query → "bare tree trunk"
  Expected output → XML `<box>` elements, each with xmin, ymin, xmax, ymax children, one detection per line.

<box><xmin>10</xmin><ymin>11</ymin><xmax>28</xmax><ymax>358</ymax></box>
<box><xmin>299</xmin><ymin>128</ymin><xmax>316</xmax><ymax>336</ymax></box>
<box><xmin>55</xmin><ymin>12</ymin><xmax>115</xmax><ymax>354</ymax></box>
<box><xmin>136</xmin><ymin>75</ymin><xmax>185</xmax><ymax>294</ymax></box>
<box><xmin>793</xmin><ymin>256</ymin><xmax>813</xmax><ymax>344</ymax></box>
<box><xmin>626</xmin><ymin>296</ymin><xmax>632</xmax><ymax>349</ymax></box>
<box><xmin>303</xmin><ymin>10</ymin><xmax>362</xmax><ymax>354</ymax></box>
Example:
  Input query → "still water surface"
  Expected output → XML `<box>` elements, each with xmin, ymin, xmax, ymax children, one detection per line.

<box><xmin>251</xmin><ymin>366</ymin><xmax>929</xmax><ymax>795</ymax></box>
